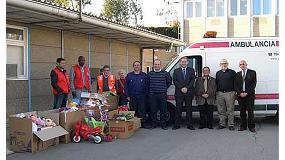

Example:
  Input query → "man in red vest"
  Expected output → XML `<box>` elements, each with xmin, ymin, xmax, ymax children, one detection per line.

<box><xmin>50</xmin><ymin>58</ymin><xmax>70</xmax><ymax>109</ymax></box>
<box><xmin>70</xmin><ymin>56</ymin><xmax>91</xmax><ymax>99</ymax></box>
<box><xmin>97</xmin><ymin>65</ymin><xmax>117</xmax><ymax>94</ymax></box>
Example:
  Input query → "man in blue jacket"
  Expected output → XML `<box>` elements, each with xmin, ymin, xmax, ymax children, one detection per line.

<box><xmin>125</xmin><ymin>61</ymin><xmax>149</xmax><ymax>128</ymax></box>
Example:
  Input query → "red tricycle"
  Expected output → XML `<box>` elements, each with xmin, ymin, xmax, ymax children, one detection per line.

<box><xmin>72</xmin><ymin>121</ymin><xmax>103</xmax><ymax>144</ymax></box>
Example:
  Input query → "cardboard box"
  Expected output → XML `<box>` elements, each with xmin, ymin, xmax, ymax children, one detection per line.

<box><xmin>104</xmin><ymin>95</ymin><xmax>118</xmax><ymax>111</ymax></box>
<box><xmin>59</xmin><ymin>111</ymin><xmax>85</xmax><ymax>144</ymax></box>
<box><xmin>108</xmin><ymin>120</ymin><xmax>135</xmax><ymax>139</ymax></box>
<box><xmin>9</xmin><ymin>110</ymin><xmax>68</xmax><ymax>153</ymax></box>
<box><xmin>131</xmin><ymin>117</ymin><xmax>141</xmax><ymax>130</ymax></box>
<box><xmin>107</xmin><ymin>109</ymin><xmax>118</xmax><ymax>120</ymax></box>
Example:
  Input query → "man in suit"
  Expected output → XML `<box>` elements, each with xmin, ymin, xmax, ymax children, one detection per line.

<box><xmin>234</xmin><ymin>60</ymin><xmax>257</xmax><ymax>132</ymax></box>
<box><xmin>195</xmin><ymin>67</ymin><xmax>217</xmax><ymax>129</ymax></box>
<box><xmin>172</xmin><ymin>56</ymin><xmax>196</xmax><ymax>130</ymax></box>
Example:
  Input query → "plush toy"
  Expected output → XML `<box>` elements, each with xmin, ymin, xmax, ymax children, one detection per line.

<box><xmin>29</xmin><ymin>115</ymin><xmax>45</xmax><ymax>126</ymax></box>
<box><xmin>44</xmin><ymin>118</ymin><xmax>56</xmax><ymax>127</ymax></box>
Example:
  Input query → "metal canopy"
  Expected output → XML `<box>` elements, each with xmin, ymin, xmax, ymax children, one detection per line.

<box><xmin>6</xmin><ymin>0</ymin><xmax>185</xmax><ymax>49</ymax></box>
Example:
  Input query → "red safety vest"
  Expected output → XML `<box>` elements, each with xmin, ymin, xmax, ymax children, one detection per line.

<box><xmin>72</xmin><ymin>65</ymin><xmax>90</xmax><ymax>90</ymax></box>
<box><xmin>52</xmin><ymin>67</ymin><xmax>70</xmax><ymax>95</ymax></box>
<box><xmin>97</xmin><ymin>75</ymin><xmax>116</xmax><ymax>94</ymax></box>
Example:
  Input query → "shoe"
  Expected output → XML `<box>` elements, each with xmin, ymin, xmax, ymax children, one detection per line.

<box><xmin>172</xmin><ymin>125</ymin><xmax>180</xmax><ymax>130</ymax></box>
<box><xmin>150</xmin><ymin>124</ymin><xmax>157</xmax><ymax>129</ymax></box>
<box><xmin>249</xmin><ymin>128</ymin><xmax>256</xmax><ymax>133</ymax></box>
<box><xmin>207</xmin><ymin>126</ymin><xmax>213</xmax><ymax>129</ymax></box>
<box><xmin>198</xmin><ymin>126</ymin><xmax>205</xmax><ymax>129</ymax></box>
<box><xmin>141</xmin><ymin>123</ymin><xmax>151</xmax><ymax>129</ymax></box>
<box><xmin>238</xmin><ymin>127</ymin><xmax>247</xmax><ymax>131</ymax></box>
<box><xmin>229</xmin><ymin>126</ymin><xmax>235</xmax><ymax>131</ymax></box>
<box><xmin>217</xmin><ymin>125</ymin><xmax>226</xmax><ymax>129</ymax></box>
<box><xmin>161</xmin><ymin>126</ymin><xmax>168</xmax><ymax>130</ymax></box>
<box><xmin>187</xmin><ymin>125</ymin><xmax>195</xmax><ymax>130</ymax></box>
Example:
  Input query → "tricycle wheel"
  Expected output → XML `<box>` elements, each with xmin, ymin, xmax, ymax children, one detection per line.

<box><xmin>73</xmin><ymin>136</ymin><xmax>81</xmax><ymax>143</ymax></box>
<box><xmin>93</xmin><ymin>134</ymin><xmax>103</xmax><ymax>144</ymax></box>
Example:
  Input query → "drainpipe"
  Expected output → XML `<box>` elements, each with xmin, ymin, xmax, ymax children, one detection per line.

<box><xmin>27</xmin><ymin>26</ymin><xmax>32</xmax><ymax>112</ymax></box>
<box><xmin>61</xmin><ymin>30</ymin><xmax>64</xmax><ymax>58</ymax></box>
<box><xmin>79</xmin><ymin>0</ymin><xmax>82</xmax><ymax>22</ymax></box>
<box><xmin>88</xmin><ymin>34</ymin><xmax>91</xmax><ymax>68</ymax></box>
<box><xmin>126</xmin><ymin>45</ymin><xmax>129</xmax><ymax>73</ymax></box>
<box><xmin>109</xmin><ymin>39</ymin><xmax>112</xmax><ymax>72</ymax></box>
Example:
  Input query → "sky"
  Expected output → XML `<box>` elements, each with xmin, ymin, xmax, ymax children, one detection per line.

<box><xmin>84</xmin><ymin>0</ymin><xmax>181</xmax><ymax>27</ymax></box>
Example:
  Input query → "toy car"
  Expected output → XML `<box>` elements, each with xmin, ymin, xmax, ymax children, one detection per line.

<box><xmin>72</xmin><ymin>121</ymin><xmax>103</xmax><ymax>144</ymax></box>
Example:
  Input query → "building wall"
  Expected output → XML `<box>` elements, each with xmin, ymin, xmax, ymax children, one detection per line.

<box><xmin>228</xmin><ymin>17</ymin><xmax>250</xmax><ymax>37</ymax></box>
<box><xmin>6</xmin><ymin>22</ymin><xmax>141</xmax><ymax>115</ymax></box>
<box><xmin>142</xmin><ymin>49</ymin><xmax>177</xmax><ymax>73</ymax></box>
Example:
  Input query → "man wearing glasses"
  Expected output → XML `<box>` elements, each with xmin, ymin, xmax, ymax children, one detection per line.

<box><xmin>234</xmin><ymin>60</ymin><xmax>257</xmax><ymax>132</ymax></box>
<box><xmin>97</xmin><ymin>65</ymin><xmax>117</xmax><ymax>94</ymax></box>
<box><xmin>216</xmin><ymin>59</ymin><xmax>236</xmax><ymax>130</ymax></box>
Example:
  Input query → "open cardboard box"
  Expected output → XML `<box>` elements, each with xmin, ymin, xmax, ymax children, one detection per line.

<box><xmin>9</xmin><ymin>110</ymin><xmax>68</xmax><ymax>153</ymax></box>
<box><xmin>108</xmin><ymin>111</ymin><xmax>141</xmax><ymax>139</ymax></box>
<box><xmin>59</xmin><ymin>111</ymin><xmax>85</xmax><ymax>144</ymax></box>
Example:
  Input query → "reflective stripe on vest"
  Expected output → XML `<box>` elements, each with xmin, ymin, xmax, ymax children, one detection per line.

<box><xmin>97</xmin><ymin>75</ymin><xmax>116</xmax><ymax>94</ymax></box>
<box><xmin>72</xmin><ymin>65</ymin><xmax>90</xmax><ymax>90</ymax></box>
<box><xmin>53</xmin><ymin>67</ymin><xmax>70</xmax><ymax>95</ymax></box>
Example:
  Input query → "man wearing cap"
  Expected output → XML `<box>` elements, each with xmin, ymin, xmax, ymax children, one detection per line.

<box><xmin>216</xmin><ymin>59</ymin><xmax>236</xmax><ymax>130</ymax></box>
<box><xmin>234</xmin><ymin>60</ymin><xmax>257</xmax><ymax>132</ymax></box>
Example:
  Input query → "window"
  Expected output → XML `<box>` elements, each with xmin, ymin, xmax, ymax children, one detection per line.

<box><xmin>230</xmin><ymin>0</ymin><xmax>247</xmax><ymax>16</ymax></box>
<box><xmin>168</xmin><ymin>56</ymin><xmax>202</xmax><ymax>78</ymax></box>
<box><xmin>6</xmin><ymin>26</ymin><xmax>27</xmax><ymax>80</ymax></box>
<box><xmin>207</xmin><ymin>0</ymin><xmax>224</xmax><ymax>17</ymax></box>
<box><xmin>195</xmin><ymin>2</ymin><xmax>202</xmax><ymax>17</ymax></box>
<box><xmin>253</xmin><ymin>0</ymin><xmax>272</xmax><ymax>15</ymax></box>
<box><xmin>185</xmin><ymin>1</ymin><xmax>202</xmax><ymax>18</ymax></box>
<box><xmin>230</xmin><ymin>0</ymin><xmax>238</xmax><ymax>16</ymax></box>
<box><xmin>277</xmin><ymin>0</ymin><xmax>279</xmax><ymax>15</ymax></box>
<box><xmin>263</xmin><ymin>0</ymin><xmax>271</xmax><ymax>14</ymax></box>
<box><xmin>240</xmin><ymin>0</ymin><xmax>247</xmax><ymax>15</ymax></box>
<box><xmin>186</xmin><ymin>2</ymin><xmax>194</xmax><ymax>18</ymax></box>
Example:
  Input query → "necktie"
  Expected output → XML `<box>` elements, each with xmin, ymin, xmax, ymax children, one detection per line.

<box><xmin>242</xmin><ymin>70</ymin><xmax>246</xmax><ymax>91</ymax></box>
<box><xmin>204</xmin><ymin>77</ymin><xmax>208</xmax><ymax>93</ymax></box>
<box><xmin>183</xmin><ymin>68</ymin><xmax>186</xmax><ymax>80</ymax></box>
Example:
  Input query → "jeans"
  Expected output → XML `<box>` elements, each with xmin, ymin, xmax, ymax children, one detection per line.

<box><xmin>53</xmin><ymin>93</ymin><xmax>68</xmax><ymax>109</ymax></box>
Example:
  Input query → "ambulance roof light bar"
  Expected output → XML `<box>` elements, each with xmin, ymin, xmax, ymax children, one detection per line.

<box><xmin>203</xmin><ymin>31</ymin><xmax>217</xmax><ymax>38</ymax></box>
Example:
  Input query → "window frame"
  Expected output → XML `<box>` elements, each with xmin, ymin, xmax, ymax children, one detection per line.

<box><xmin>207</xmin><ymin>0</ymin><xmax>225</xmax><ymax>17</ymax></box>
<box><xmin>253</xmin><ymin>0</ymin><xmax>274</xmax><ymax>16</ymax></box>
<box><xmin>6</xmin><ymin>25</ymin><xmax>28</xmax><ymax>80</ymax></box>
<box><xmin>185</xmin><ymin>0</ymin><xmax>203</xmax><ymax>19</ymax></box>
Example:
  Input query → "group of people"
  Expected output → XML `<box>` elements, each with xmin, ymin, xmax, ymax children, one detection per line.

<box><xmin>50</xmin><ymin>56</ymin><xmax>257</xmax><ymax>133</ymax></box>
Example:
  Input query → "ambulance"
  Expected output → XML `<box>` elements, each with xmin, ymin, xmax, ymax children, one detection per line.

<box><xmin>163</xmin><ymin>33</ymin><xmax>279</xmax><ymax>123</ymax></box>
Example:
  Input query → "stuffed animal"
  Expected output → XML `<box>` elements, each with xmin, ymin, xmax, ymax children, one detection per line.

<box><xmin>44</xmin><ymin>118</ymin><xmax>56</xmax><ymax>127</ymax></box>
<box><xmin>29</xmin><ymin>115</ymin><xmax>45</xmax><ymax>126</ymax></box>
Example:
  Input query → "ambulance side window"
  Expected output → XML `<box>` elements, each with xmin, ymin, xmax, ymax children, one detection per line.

<box><xmin>168</xmin><ymin>56</ymin><xmax>202</xmax><ymax>78</ymax></box>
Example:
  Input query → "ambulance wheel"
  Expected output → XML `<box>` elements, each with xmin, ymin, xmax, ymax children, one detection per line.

<box><xmin>93</xmin><ymin>135</ymin><xmax>103</xmax><ymax>144</ymax></box>
<box><xmin>73</xmin><ymin>136</ymin><xmax>81</xmax><ymax>143</ymax></box>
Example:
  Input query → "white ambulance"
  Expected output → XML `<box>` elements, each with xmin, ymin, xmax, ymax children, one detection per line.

<box><xmin>163</xmin><ymin>35</ymin><xmax>279</xmax><ymax>123</ymax></box>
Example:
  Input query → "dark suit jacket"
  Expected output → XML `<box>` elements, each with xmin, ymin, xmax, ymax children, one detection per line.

<box><xmin>195</xmin><ymin>76</ymin><xmax>217</xmax><ymax>105</ymax></box>
<box><xmin>173</xmin><ymin>67</ymin><xmax>196</xmax><ymax>97</ymax></box>
<box><xmin>234</xmin><ymin>69</ymin><xmax>257</xmax><ymax>99</ymax></box>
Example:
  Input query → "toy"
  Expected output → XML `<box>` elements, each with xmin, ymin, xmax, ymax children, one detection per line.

<box><xmin>29</xmin><ymin>115</ymin><xmax>45</xmax><ymax>126</ymax></box>
<box><xmin>118</xmin><ymin>105</ymin><xmax>129</xmax><ymax>112</ymax></box>
<box><xmin>44</xmin><ymin>118</ymin><xmax>56</xmax><ymax>127</ymax></box>
<box><xmin>83</xmin><ymin>117</ymin><xmax>105</xmax><ymax>131</ymax></box>
<box><xmin>72</xmin><ymin>121</ymin><xmax>103</xmax><ymax>144</ymax></box>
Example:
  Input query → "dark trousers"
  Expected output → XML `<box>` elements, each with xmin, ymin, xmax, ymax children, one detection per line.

<box><xmin>129</xmin><ymin>95</ymin><xmax>146</xmax><ymax>123</ymax></box>
<box><xmin>238</xmin><ymin>96</ymin><xmax>255</xmax><ymax>129</ymax></box>
<box><xmin>118</xmin><ymin>94</ymin><xmax>128</xmax><ymax>106</ymax></box>
<box><xmin>149</xmin><ymin>93</ymin><xmax>167</xmax><ymax>127</ymax></box>
<box><xmin>53</xmin><ymin>93</ymin><xmax>68</xmax><ymax>109</ymax></box>
<box><xmin>174</xmin><ymin>95</ymin><xmax>193</xmax><ymax>126</ymax></box>
<box><xmin>199</xmin><ymin>101</ymin><xmax>213</xmax><ymax>127</ymax></box>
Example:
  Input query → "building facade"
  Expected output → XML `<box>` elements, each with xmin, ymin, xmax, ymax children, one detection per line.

<box><xmin>182</xmin><ymin>0</ymin><xmax>279</xmax><ymax>45</ymax></box>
